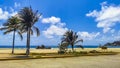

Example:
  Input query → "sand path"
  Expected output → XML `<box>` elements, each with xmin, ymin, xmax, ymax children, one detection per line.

<box><xmin>0</xmin><ymin>54</ymin><xmax>120</xmax><ymax>68</ymax></box>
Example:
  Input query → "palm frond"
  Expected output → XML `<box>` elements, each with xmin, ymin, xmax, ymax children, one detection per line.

<box><xmin>3</xmin><ymin>29</ymin><xmax>14</xmax><ymax>35</ymax></box>
<box><xmin>19</xmin><ymin>24</ymin><xmax>28</xmax><ymax>33</ymax></box>
<box><xmin>18</xmin><ymin>31</ymin><xmax>23</xmax><ymax>40</ymax></box>
<box><xmin>30</xmin><ymin>29</ymin><xmax>33</xmax><ymax>35</ymax></box>
<box><xmin>33</xmin><ymin>26</ymin><xmax>40</xmax><ymax>36</ymax></box>
<box><xmin>3</xmin><ymin>22</ymin><xmax>9</xmax><ymax>26</ymax></box>
<box><xmin>75</xmin><ymin>39</ymin><xmax>83</xmax><ymax>44</ymax></box>
<box><xmin>18</xmin><ymin>7</ymin><xmax>41</xmax><ymax>29</ymax></box>
<box><xmin>0</xmin><ymin>27</ymin><xmax>9</xmax><ymax>31</ymax></box>
<box><xmin>76</xmin><ymin>45</ymin><xmax>84</xmax><ymax>49</ymax></box>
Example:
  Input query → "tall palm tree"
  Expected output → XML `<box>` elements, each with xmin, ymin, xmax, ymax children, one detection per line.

<box><xmin>62</xmin><ymin>30</ymin><xmax>83</xmax><ymax>51</ymax></box>
<box><xmin>18</xmin><ymin>7</ymin><xmax>41</xmax><ymax>56</ymax></box>
<box><xmin>0</xmin><ymin>16</ymin><xmax>23</xmax><ymax>54</ymax></box>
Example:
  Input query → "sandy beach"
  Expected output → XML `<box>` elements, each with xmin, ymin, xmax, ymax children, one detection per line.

<box><xmin>0</xmin><ymin>48</ymin><xmax>120</xmax><ymax>68</ymax></box>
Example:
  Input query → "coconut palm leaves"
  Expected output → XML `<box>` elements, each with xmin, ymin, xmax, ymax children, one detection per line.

<box><xmin>0</xmin><ymin>6</ymin><xmax>41</xmax><ymax>55</ymax></box>
<box><xmin>61</xmin><ymin>30</ymin><xmax>83</xmax><ymax>51</ymax></box>
<box><xmin>58</xmin><ymin>42</ymin><xmax>69</xmax><ymax>53</ymax></box>
<box><xmin>0</xmin><ymin>16</ymin><xmax>23</xmax><ymax>54</ymax></box>
<box><xmin>18</xmin><ymin>7</ymin><xmax>41</xmax><ymax>56</ymax></box>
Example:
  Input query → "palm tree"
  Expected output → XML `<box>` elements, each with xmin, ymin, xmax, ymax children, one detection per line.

<box><xmin>18</xmin><ymin>7</ymin><xmax>41</xmax><ymax>56</ymax></box>
<box><xmin>0</xmin><ymin>16</ymin><xmax>23</xmax><ymax>54</ymax></box>
<box><xmin>62</xmin><ymin>30</ymin><xmax>83</xmax><ymax>51</ymax></box>
<box><xmin>58</xmin><ymin>42</ymin><xmax>69</xmax><ymax>53</ymax></box>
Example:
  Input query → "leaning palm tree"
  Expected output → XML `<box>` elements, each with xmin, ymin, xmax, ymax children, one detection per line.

<box><xmin>18</xmin><ymin>7</ymin><xmax>41</xmax><ymax>56</ymax></box>
<box><xmin>0</xmin><ymin>16</ymin><xmax>23</xmax><ymax>54</ymax></box>
<box><xmin>62</xmin><ymin>30</ymin><xmax>83</xmax><ymax>51</ymax></box>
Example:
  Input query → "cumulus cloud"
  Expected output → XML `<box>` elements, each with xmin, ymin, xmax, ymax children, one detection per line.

<box><xmin>14</xmin><ymin>2</ymin><xmax>21</xmax><ymax>8</ymax></box>
<box><xmin>0</xmin><ymin>8</ymin><xmax>9</xmax><ymax>20</ymax></box>
<box><xmin>42</xmin><ymin>16</ymin><xmax>61</xmax><ymax>24</ymax></box>
<box><xmin>42</xmin><ymin>16</ymin><xmax>68</xmax><ymax>38</ymax></box>
<box><xmin>43</xmin><ymin>25</ymin><xmax>68</xmax><ymax>38</ymax></box>
<box><xmin>96</xmin><ymin>31</ymin><xmax>120</xmax><ymax>43</ymax></box>
<box><xmin>77</xmin><ymin>32</ymin><xmax>100</xmax><ymax>40</ymax></box>
<box><xmin>0</xmin><ymin>8</ymin><xmax>17</xmax><ymax>20</ymax></box>
<box><xmin>86</xmin><ymin>2</ymin><xmax>120</xmax><ymax>33</ymax></box>
<box><xmin>0</xmin><ymin>2</ymin><xmax>21</xmax><ymax>20</ymax></box>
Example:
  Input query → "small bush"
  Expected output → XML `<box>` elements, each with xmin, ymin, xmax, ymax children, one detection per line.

<box><xmin>73</xmin><ymin>51</ymin><xmax>80</xmax><ymax>56</ymax></box>
<box><xmin>58</xmin><ymin>51</ymin><xmax>65</xmax><ymax>54</ymax></box>
<box><xmin>79</xmin><ymin>51</ymin><xmax>88</xmax><ymax>54</ymax></box>
<box><xmin>89</xmin><ymin>50</ymin><xmax>100</xmax><ymax>53</ymax></box>
<box><xmin>73</xmin><ymin>50</ymin><xmax>77</xmax><ymax>53</ymax></box>
<box><xmin>68</xmin><ymin>50</ymin><xmax>72</xmax><ymax>53</ymax></box>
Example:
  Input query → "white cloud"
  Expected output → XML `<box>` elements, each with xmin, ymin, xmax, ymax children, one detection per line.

<box><xmin>0</xmin><ymin>8</ymin><xmax>17</xmax><ymax>20</ymax></box>
<box><xmin>9</xmin><ymin>7</ymin><xmax>14</xmax><ymax>12</ymax></box>
<box><xmin>42</xmin><ymin>16</ymin><xmax>68</xmax><ymax>38</ymax></box>
<box><xmin>42</xmin><ymin>16</ymin><xmax>61</xmax><ymax>24</ymax></box>
<box><xmin>14</xmin><ymin>2</ymin><xmax>20</xmax><ymax>8</ymax></box>
<box><xmin>96</xmin><ymin>31</ymin><xmax>120</xmax><ymax>43</ymax></box>
<box><xmin>0</xmin><ymin>2</ymin><xmax>20</xmax><ymax>20</ymax></box>
<box><xmin>10</xmin><ymin>11</ymin><xmax>17</xmax><ymax>16</ymax></box>
<box><xmin>86</xmin><ymin>2</ymin><xmax>120</xmax><ymax>33</ymax></box>
<box><xmin>0</xmin><ymin>8</ymin><xmax>9</xmax><ymax>20</ymax></box>
<box><xmin>43</xmin><ymin>25</ymin><xmax>68</xmax><ymax>38</ymax></box>
<box><xmin>110</xmin><ymin>29</ymin><xmax>115</xmax><ymax>33</ymax></box>
<box><xmin>77</xmin><ymin>31</ymin><xmax>100</xmax><ymax>40</ymax></box>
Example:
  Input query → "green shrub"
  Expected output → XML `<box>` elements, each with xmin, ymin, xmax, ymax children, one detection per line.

<box><xmin>89</xmin><ymin>50</ymin><xmax>100</xmax><ymax>53</ymax></box>
<box><xmin>73</xmin><ymin>52</ymin><xmax>80</xmax><ymax>56</ymax></box>
<box><xmin>73</xmin><ymin>50</ymin><xmax>77</xmax><ymax>53</ymax></box>
<box><xmin>58</xmin><ymin>51</ymin><xmax>65</xmax><ymax>54</ymax></box>
<box><xmin>79</xmin><ymin>51</ymin><xmax>88</xmax><ymax>54</ymax></box>
<box><xmin>68</xmin><ymin>50</ymin><xmax>72</xmax><ymax>53</ymax></box>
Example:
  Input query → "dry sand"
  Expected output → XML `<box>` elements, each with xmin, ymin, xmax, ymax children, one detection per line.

<box><xmin>0</xmin><ymin>48</ymin><xmax>120</xmax><ymax>68</ymax></box>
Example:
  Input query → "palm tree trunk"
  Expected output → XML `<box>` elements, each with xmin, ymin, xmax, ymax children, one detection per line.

<box><xmin>71</xmin><ymin>44</ymin><xmax>74</xmax><ymax>51</ymax></box>
<box><xmin>26</xmin><ymin>27</ymin><xmax>31</xmax><ymax>56</ymax></box>
<box><xmin>12</xmin><ymin>30</ymin><xmax>16</xmax><ymax>54</ymax></box>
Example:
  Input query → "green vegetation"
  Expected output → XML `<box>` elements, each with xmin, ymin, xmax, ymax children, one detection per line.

<box><xmin>11</xmin><ymin>50</ymin><xmax>119</xmax><ymax>60</ymax></box>
<box><xmin>89</xmin><ymin>50</ymin><xmax>101</xmax><ymax>53</ymax></box>
<box><xmin>0</xmin><ymin>49</ymin><xmax>118</xmax><ymax>61</ymax></box>
<box><xmin>61</xmin><ymin>30</ymin><xmax>83</xmax><ymax>50</ymax></box>
<box><xmin>0</xmin><ymin>16</ymin><xmax>23</xmax><ymax>54</ymax></box>
<box><xmin>18</xmin><ymin>7</ymin><xmax>41</xmax><ymax>56</ymax></box>
<box><xmin>0</xmin><ymin>6</ymin><xmax>41</xmax><ymax>56</ymax></box>
<box><xmin>58</xmin><ymin>30</ymin><xmax>84</xmax><ymax>54</ymax></box>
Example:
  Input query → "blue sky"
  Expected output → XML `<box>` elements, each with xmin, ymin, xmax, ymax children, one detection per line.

<box><xmin>0</xmin><ymin>0</ymin><xmax>120</xmax><ymax>46</ymax></box>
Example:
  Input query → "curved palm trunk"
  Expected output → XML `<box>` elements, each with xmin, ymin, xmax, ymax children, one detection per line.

<box><xmin>26</xmin><ymin>27</ymin><xmax>31</xmax><ymax>56</ymax></box>
<box><xmin>12</xmin><ymin>29</ymin><xmax>16</xmax><ymax>54</ymax></box>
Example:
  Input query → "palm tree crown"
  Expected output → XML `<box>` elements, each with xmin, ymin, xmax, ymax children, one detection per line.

<box><xmin>62</xmin><ymin>30</ymin><xmax>83</xmax><ymax>51</ymax></box>
<box><xmin>0</xmin><ymin>16</ymin><xmax>23</xmax><ymax>54</ymax></box>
